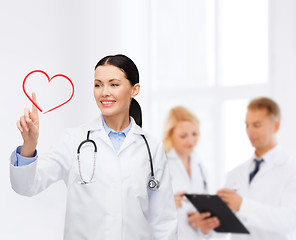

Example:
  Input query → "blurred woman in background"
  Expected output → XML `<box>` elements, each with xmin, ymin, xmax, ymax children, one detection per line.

<box><xmin>163</xmin><ymin>106</ymin><xmax>219</xmax><ymax>239</ymax></box>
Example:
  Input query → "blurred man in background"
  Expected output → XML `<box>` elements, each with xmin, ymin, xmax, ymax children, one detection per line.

<box><xmin>218</xmin><ymin>96</ymin><xmax>296</xmax><ymax>239</ymax></box>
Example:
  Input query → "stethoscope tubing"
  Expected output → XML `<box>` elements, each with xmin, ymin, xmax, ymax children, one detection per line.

<box><xmin>76</xmin><ymin>131</ymin><xmax>159</xmax><ymax>189</ymax></box>
<box><xmin>141</xmin><ymin>134</ymin><xmax>154</xmax><ymax>177</ymax></box>
<box><xmin>77</xmin><ymin>131</ymin><xmax>97</xmax><ymax>184</ymax></box>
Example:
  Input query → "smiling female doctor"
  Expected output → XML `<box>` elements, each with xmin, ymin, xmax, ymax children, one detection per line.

<box><xmin>10</xmin><ymin>54</ymin><xmax>177</xmax><ymax>240</ymax></box>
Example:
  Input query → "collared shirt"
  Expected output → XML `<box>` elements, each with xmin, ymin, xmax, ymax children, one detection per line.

<box><xmin>102</xmin><ymin>116</ymin><xmax>132</xmax><ymax>153</ymax></box>
<box><xmin>12</xmin><ymin>115</ymin><xmax>132</xmax><ymax>166</ymax></box>
<box><xmin>11</xmin><ymin>146</ymin><xmax>37</xmax><ymax>166</ymax></box>
<box><xmin>247</xmin><ymin>145</ymin><xmax>279</xmax><ymax>174</ymax></box>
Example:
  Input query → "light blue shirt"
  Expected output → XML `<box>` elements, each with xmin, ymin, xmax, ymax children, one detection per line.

<box><xmin>11</xmin><ymin>146</ymin><xmax>37</xmax><ymax>166</ymax></box>
<box><xmin>11</xmin><ymin>116</ymin><xmax>132</xmax><ymax>166</ymax></box>
<box><xmin>101</xmin><ymin>116</ymin><xmax>132</xmax><ymax>153</ymax></box>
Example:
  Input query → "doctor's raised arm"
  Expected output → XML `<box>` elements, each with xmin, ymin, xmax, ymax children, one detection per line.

<box><xmin>16</xmin><ymin>92</ymin><xmax>39</xmax><ymax>158</ymax></box>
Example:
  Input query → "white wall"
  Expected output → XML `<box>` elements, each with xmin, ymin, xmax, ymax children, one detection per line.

<box><xmin>270</xmin><ymin>0</ymin><xmax>296</xmax><ymax>156</ymax></box>
<box><xmin>1</xmin><ymin>0</ymin><xmax>296</xmax><ymax>239</ymax></box>
<box><xmin>0</xmin><ymin>1</ymin><xmax>150</xmax><ymax>239</ymax></box>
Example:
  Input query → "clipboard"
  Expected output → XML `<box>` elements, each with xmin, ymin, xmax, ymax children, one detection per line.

<box><xmin>185</xmin><ymin>194</ymin><xmax>250</xmax><ymax>234</ymax></box>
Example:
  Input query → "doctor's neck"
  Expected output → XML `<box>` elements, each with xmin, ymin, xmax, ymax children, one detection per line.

<box><xmin>103</xmin><ymin>113</ymin><xmax>130</xmax><ymax>132</ymax></box>
<box><xmin>176</xmin><ymin>152</ymin><xmax>191</xmax><ymax>164</ymax></box>
<box><xmin>255</xmin><ymin>141</ymin><xmax>277</xmax><ymax>158</ymax></box>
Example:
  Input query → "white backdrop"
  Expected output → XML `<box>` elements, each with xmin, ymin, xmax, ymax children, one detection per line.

<box><xmin>0</xmin><ymin>1</ymin><xmax>150</xmax><ymax>239</ymax></box>
<box><xmin>1</xmin><ymin>0</ymin><xmax>296</xmax><ymax>239</ymax></box>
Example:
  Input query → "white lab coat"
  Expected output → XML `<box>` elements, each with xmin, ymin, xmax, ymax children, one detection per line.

<box><xmin>10</xmin><ymin>116</ymin><xmax>178</xmax><ymax>240</ymax></box>
<box><xmin>225</xmin><ymin>145</ymin><xmax>296</xmax><ymax>240</ymax></box>
<box><xmin>166</xmin><ymin>149</ymin><xmax>207</xmax><ymax>240</ymax></box>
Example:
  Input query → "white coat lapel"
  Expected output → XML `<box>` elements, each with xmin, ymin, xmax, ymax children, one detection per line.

<box><xmin>118</xmin><ymin>132</ymin><xmax>137</xmax><ymax>155</ymax></box>
<box><xmin>191</xmin><ymin>156</ymin><xmax>207</xmax><ymax>192</ymax></box>
<box><xmin>96</xmin><ymin>129</ymin><xmax>114</xmax><ymax>150</ymax></box>
<box><xmin>179</xmin><ymin>158</ymin><xmax>191</xmax><ymax>184</ymax></box>
<box><xmin>117</xmin><ymin>118</ymin><xmax>146</xmax><ymax>155</ymax></box>
<box><xmin>169</xmin><ymin>149</ymin><xmax>191</xmax><ymax>185</ymax></box>
<box><xmin>87</xmin><ymin>116</ymin><xmax>114</xmax><ymax>151</ymax></box>
<box><xmin>253</xmin><ymin>145</ymin><xmax>282</xmax><ymax>180</ymax></box>
<box><xmin>253</xmin><ymin>161</ymin><xmax>273</xmax><ymax>181</ymax></box>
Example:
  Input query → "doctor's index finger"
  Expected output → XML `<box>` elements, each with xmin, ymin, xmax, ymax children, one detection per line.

<box><xmin>31</xmin><ymin>92</ymin><xmax>39</xmax><ymax>114</ymax></box>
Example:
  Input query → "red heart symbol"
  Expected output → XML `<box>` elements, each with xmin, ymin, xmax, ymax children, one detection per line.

<box><xmin>23</xmin><ymin>70</ymin><xmax>74</xmax><ymax>114</ymax></box>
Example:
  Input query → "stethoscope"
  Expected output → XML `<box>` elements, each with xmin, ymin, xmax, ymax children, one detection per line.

<box><xmin>77</xmin><ymin>131</ymin><xmax>160</xmax><ymax>191</ymax></box>
<box><xmin>198</xmin><ymin>163</ymin><xmax>207</xmax><ymax>191</ymax></box>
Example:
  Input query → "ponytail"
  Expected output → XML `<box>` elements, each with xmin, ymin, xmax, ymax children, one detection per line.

<box><xmin>129</xmin><ymin>98</ymin><xmax>142</xmax><ymax>127</ymax></box>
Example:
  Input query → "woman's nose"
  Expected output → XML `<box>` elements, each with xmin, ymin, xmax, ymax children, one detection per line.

<box><xmin>188</xmin><ymin>137</ymin><xmax>196</xmax><ymax>146</ymax></box>
<box><xmin>102</xmin><ymin>86</ymin><xmax>110</xmax><ymax>97</ymax></box>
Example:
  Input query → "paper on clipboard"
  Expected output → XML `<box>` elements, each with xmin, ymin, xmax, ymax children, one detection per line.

<box><xmin>185</xmin><ymin>194</ymin><xmax>250</xmax><ymax>234</ymax></box>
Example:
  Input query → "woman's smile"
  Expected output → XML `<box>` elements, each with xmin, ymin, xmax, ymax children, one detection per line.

<box><xmin>100</xmin><ymin>100</ymin><xmax>116</xmax><ymax>107</ymax></box>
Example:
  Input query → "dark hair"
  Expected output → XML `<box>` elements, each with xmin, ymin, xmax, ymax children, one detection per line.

<box><xmin>95</xmin><ymin>54</ymin><xmax>142</xmax><ymax>127</ymax></box>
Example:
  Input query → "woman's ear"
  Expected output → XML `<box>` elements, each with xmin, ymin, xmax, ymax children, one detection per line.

<box><xmin>131</xmin><ymin>83</ymin><xmax>140</xmax><ymax>98</ymax></box>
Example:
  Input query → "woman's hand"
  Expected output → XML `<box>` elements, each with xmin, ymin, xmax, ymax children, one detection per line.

<box><xmin>187</xmin><ymin>211</ymin><xmax>220</xmax><ymax>234</ymax></box>
<box><xmin>174</xmin><ymin>192</ymin><xmax>186</xmax><ymax>208</ymax></box>
<box><xmin>17</xmin><ymin>92</ymin><xmax>39</xmax><ymax>157</ymax></box>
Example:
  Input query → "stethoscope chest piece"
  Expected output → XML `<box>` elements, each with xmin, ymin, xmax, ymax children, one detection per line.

<box><xmin>141</xmin><ymin>134</ymin><xmax>160</xmax><ymax>191</ymax></box>
<box><xmin>78</xmin><ymin>180</ymin><xmax>96</xmax><ymax>185</ymax></box>
<box><xmin>148</xmin><ymin>177</ymin><xmax>160</xmax><ymax>191</ymax></box>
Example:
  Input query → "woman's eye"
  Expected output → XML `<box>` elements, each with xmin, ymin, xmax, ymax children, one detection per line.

<box><xmin>111</xmin><ymin>84</ymin><xmax>119</xmax><ymax>87</ymax></box>
<box><xmin>95</xmin><ymin>84</ymin><xmax>102</xmax><ymax>87</ymax></box>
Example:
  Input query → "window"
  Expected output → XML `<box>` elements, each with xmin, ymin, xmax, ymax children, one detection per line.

<box><xmin>222</xmin><ymin>99</ymin><xmax>253</xmax><ymax>172</ymax></box>
<box><xmin>149</xmin><ymin>0</ymin><xmax>269</xmax><ymax>191</ymax></box>
<box><xmin>218</xmin><ymin>0</ymin><xmax>269</xmax><ymax>86</ymax></box>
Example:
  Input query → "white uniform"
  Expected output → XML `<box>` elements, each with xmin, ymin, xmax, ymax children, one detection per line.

<box><xmin>166</xmin><ymin>149</ymin><xmax>207</xmax><ymax>240</ymax></box>
<box><xmin>10</xmin><ymin>116</ymin><xmax>178</xmax><ymax>240</ymax></box>
<box><xmin>225</xmin><ymin>145</ymin><xmax>296</xmax><ymax>240</ymax></box>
